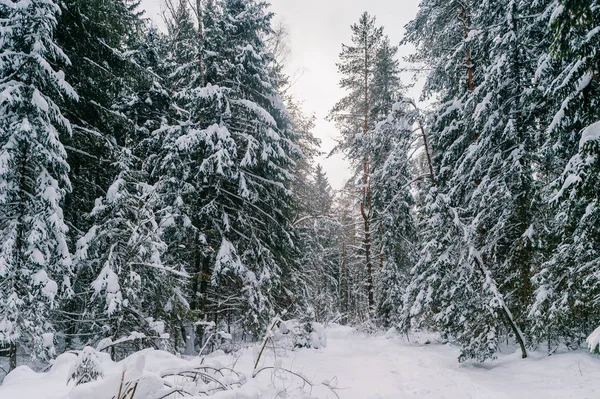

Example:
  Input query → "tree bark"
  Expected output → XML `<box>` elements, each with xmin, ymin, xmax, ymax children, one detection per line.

<box><xmin>341</xmin><ymin>241</ymin><xmax>348</xmax><ymax>318</ymax></box>
<box><xmin>407</xmin><ymin>99</ymin><xmax>435</xmax><ymax>186</ymax></box>
<box><xmin>362</xmin><ymin>28</ymin><xmax>374</xmax><ymax>313</ymax></box>
<box><xmin>196</xmin><ymin>0</ymin><xmax>205</xmax><ymax>87</ymax></box>
<box><xmin>472</xmin><ymin>255</ymin><xmax>528</xmax><ymax>359</ymax></box>
<box><xmin>9</xmin><ymin>343</ymin><xmax>17</xmax><ymax>371</ymax></box>
<box><xmin>459</xmin><ymin>4</ymin><xmax>474</xmax><ymax>94</ymax></box>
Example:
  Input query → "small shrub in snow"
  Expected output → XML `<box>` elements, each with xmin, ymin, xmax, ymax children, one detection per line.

<box><xmin>197</xmin><ymin>320</ymin><xmax>235</xmax><ymax>355</ymax></box>
<box><xmin>355</xmin><ymin>320</ymin><xmax>379</xmax><ymax>335</ymax></box>
<box><xmin>292</xmin><ymin>322</ymin><xmax>327</xmax><ymax>349</ymax></box>
<box><xmin>385</xmin><ymin>326</ymin><xmax>399</xmax><ymax>339</ymax></box>
<box><xmin>293</xmin><ymin>308</ymin><xmax>318</xmax><ymax>349</ymax></box>
<box><xmin>587</xmin><ymin>326</ymin><xmax>600</xmax><ymax>354</ymax></box>
<box><xmin>274</xmin><ymin>318</ymin><xmax>327</xmax><ymax>350</ymax></box>
<box><xmin>68</xmin><ymin>347</ymin><xmax>104</xmax><ymax>385</ymax></box>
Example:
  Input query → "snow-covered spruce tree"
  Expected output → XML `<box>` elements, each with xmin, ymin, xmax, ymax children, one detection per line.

<box><xmin>154</xmin><ymin>0</ymin><xmax>301</xmax><ymax>339</ymax></box>
<box><xmin>56</xmin><ymin>1</ymin><xmax>182</xmax><ymax>351</ymax></box>
<box><xmin>401</xmin><ymin>0</ymin><xmax>555</xmax><ymax>361</ymax></box>
<box><xmin>372</xmin><ymin>101</ymin><xmax>418</xmax><ymax>328</ymax></box>
<box><xmin>529</xmin><ymin>0</ymin><xmax>600</xmax><ymax>347</ymax></box>
<box><xmin>68</xmin><ymin>346</ymin><xmax>104</xmax><ymax>385</ymax></box>
<box><xmin>453</xmin><ymin>0</ymin><xmax>550</xmax><ymax>334</ymax></box>
<box><xmin>295</xmin><ymin>165</ymin><xmax>342</xmax><ymax>323</ymax></box>
<box><xmin>335</xmin><ymin>187</ymin><xmax>362</xmax><ymax>323</ymax></box>
<box><xmin>0</xmin><ymin>0</ymin><xmax>77</xmax><ymax>369</ymax></box>
<box><xmin>399</xmin><ymin>0</ymin><xmax>483</xmax><ymax>352</ymax></box>
<box><xmin>313</xmin><ymin>165</ymin><xmax>335</xmax><ymax>216</ymax></box>
<box><xmin>74</xmin><ymin>147</ymin><xmax>183</xmax><ymax>359</ymax></box>
<box><xmin>164</xmin><ymin>0</ymin><xmax>203</xmax><ymax>91</ymax></box>
<box><xmin>55</xmin><ymin>0</ymin><xmax>151</xmax><ymax>348</ymax></box>
<box><xmin>287</xmin><ymin>96</ymin><xmax>320</xmax><ymax>220</ymax></box>
<box><xmin>70</xmin><ymin>23</ymin><xmax>186</xmax><ymax>357</ymax></box>
<box><xmin>206</xmin><ymin>0</ymin><xmax>301</xmax><ymax>336</ymax></box>
<box><xmin>56</xmin><ymin>0</ymin><xmax>145</xmax><ymax>245</ymax></box>
<box><xmin>151</xmin><ymin>0</ymin><xmax>235</xmax><ymax>348</ymax></box>
<box><xmin>141</xmin><ymin>0</ymin><xmax>203</xmax><ymax>353</ymax></box>
<box><xmin>328</xmin><ymin>12</ymin><xmax>384</xmax><ymax>315</ymax></box>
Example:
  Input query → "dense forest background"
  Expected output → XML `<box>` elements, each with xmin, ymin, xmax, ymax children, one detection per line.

<box><xmin>0</xmin><ymin>0</ymin><xmax>599</xmax><ymax>374</ymax></box>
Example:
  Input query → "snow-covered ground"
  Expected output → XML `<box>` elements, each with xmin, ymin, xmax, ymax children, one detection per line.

<box><xmin>1</xmin><ymin>325</ymin><xmax>600</xmax><ymax>398</ymax></box>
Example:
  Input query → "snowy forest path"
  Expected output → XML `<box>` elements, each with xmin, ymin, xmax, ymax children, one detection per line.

<box><xmin>267</xmin><ymin>326</ymin><xmax>600</xmax><ymax>399</ymax></box>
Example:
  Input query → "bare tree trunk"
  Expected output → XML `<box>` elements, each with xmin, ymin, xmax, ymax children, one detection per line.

<box><xmin>341</xmin><ymin>241</ymin><xmax>348</xmax><ymax>319</ymax></box>
<box><xmin>420</xmin><ymin>119</ymin><xmax>436</xmax><ymax>186</ymax></box>
<box><xmin>9</xmin><ymin>145</ymin><xmax>29</xmax><ymax>371</ymax></box>
<box><xmin>192</xmin><ymin>231</ymin><xmax>204</xmax><ymax>348</ymax></box>
<box><xmin>472</xmin><ymin>255</ymin><xmax>528</xmax><ymax>359</ymax></box>
<box><xmin>196</xmin><ymin>0</ymin><xmax>205</xmax><ymax>86</ymax></box>
<box><xmin>9</xmin><ymin>343</ymin><xmax>17</xmax><ymax>371</ymax></box>
<box><xmin>408</xmin><ymin>100</ymin><xmax>436</xmax><ymax>186</ymax></box>
<box><xmin>459</xmin><ymin>4</ymin><xmax>474</xmax><ymax>94</ymax></box>
<box><xmin>192</xmin><ymin>231</ymin><xmax>201</xmax><ymax>313</ymax></box>
<box><xmin>363</xmin><ymin>200</ymin><xmax>373</xmax><ymax>311</ymax></box>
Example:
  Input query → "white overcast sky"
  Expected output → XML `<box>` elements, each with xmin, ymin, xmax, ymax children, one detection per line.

<box><xmin>139</xmin><ymin>0</ymin><xmax>422</xmax><ymax>189</ymax></box>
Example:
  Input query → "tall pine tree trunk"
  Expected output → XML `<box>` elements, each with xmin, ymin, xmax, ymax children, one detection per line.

<box><xmin>341</xmin><ymin>241</ymin><xmax>348</xmax><ymax>320</ymax></box>
<box><xmin>459</xmin><ymin>4</ymin><xmax>474</xmax><ymax>94</ymax></box>
<box><xmin>192</xmin><ymin>230</ymin><xmax>203</xmax><ymax>349</ymax></box>
<box><xmin>9</xmin><ymin>145</ymin><xmax>29</xmax><ymax>371</ymax></box>
<box><xmin>196</xmin><ymin>0</ymin><xmax>205</xmax><ymax>86</ymax></box>
<box><xmin>509</xmin><ymin>0</ymin><xmax>533</xmax><ymax>322</ymax></box>
<box><xmin>362</xmin><ymin>30</ymin><xmax>374</xmax><ymax>313</ymax></box>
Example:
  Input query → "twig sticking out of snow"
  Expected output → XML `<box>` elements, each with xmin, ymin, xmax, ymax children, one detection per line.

<box><xmin>115</xmin><ymin>370</ymin><xmax>139</xmax><ymax>399</ymax></box>
<box><xmin>253</xmin><ymin>367</ymin><xmax>341</xmax><ymax>399</ymax></box>
<box><xmin>158</xmin><ymin>366</ymin><xmax>245</xmax><ymax>397</ymax></box>
<box><xmin>252</xmin><ymin>315</ymin><xmax>284</xmax><ymax>375</ymax></box>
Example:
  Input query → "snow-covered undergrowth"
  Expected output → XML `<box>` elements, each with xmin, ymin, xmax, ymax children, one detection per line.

<box><xmin>2</xmin><ymin>325</ymin><xmax>600</xmax><ymax>398</ymax></box>
<box><xmin>587</xmin><ymin>326</ymin><xmax>600</xmax><ymax>354</ymax></box>
<box><xmin>0</xmin><ymin>319</ymin><xmax>333</xmax><ymax>399</ymax></box>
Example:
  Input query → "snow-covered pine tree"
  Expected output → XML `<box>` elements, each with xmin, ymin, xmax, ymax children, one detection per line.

<box><xmin>353</xmin><ymin>35</ymin><xmax>418</xmax><ymax>327</ymax></box>
<box><xmin>0</xmin><ymin>0</ymin><xmax>77</xmax><ymax>369</ymax></box>
<box><xmin>328</xmin><ymin>12</ymin><xmax>384</xmax><ymax>314</ymax></box>
<box><xmin>529</xmin><ymin>0</ymin><xmax>600</xmax><ymax>347</ymax></box>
